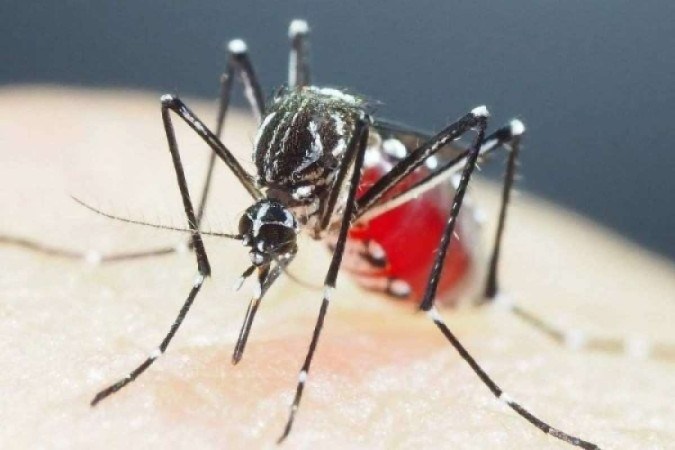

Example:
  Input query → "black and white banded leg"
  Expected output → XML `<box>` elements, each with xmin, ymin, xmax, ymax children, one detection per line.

<box><xmin>409</xmin><ymin>109</ymin><xmax>598</xmax><ymax>449</ymax></box>
<box><xmin>502</xmin><ymin>297</ymin><xmax>674</xmax><ymax>361</ymax></box>
<box><xmin>91</xmin><ymin>94</ymin><xmax>257</xmax><ymax>405</ymax></box>
<box><xmin>471</xmin><ymin>121</ymin><xmax>672</xmax><ymax>362</ymax></box>
<box><xmin>278</xmin><ymin>118</ymin><xmax>370</xmax><ymax>443</ymax></box>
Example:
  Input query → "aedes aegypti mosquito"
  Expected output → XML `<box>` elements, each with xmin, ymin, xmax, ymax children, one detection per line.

<box><xmin>3</xmin><ymin>19</ymin><xmax>614</xmax><ymax>449</ymax></box>
<box><xmin>84</xmin><ymin>19</ymin><xmax>601</xmax><ymax>448</ymax></box>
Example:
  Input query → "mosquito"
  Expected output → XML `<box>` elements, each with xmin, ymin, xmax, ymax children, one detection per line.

<box><xmin>1</xmin><ymin>19</ymin><xmax>606</xmax><ymax>449</ymax></box>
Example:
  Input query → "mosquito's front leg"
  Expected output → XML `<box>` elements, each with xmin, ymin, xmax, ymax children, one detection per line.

<box><xmin>91</xmin><ymin>94</ymin><xmax>253</xmax><ymax>405</ymax></box>
<box><xmin>278</xmin><ymin>117</ymin><xmax>370</xmax><ymax>443</ymax></box>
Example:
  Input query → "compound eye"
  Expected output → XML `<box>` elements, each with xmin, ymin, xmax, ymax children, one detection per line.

<box><xmin>258</xmin><ymin>224</ymin><xmax>296</xmax><ymax>253</ymax></box>
<box><xmin>238</xmin><ymin>214</ymin><xmax>254</xmax><ymax>238</ymax></box>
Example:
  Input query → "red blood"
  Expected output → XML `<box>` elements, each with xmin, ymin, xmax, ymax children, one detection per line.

<box><xmin>343</xmin><ymin>152</ymin><xmax>472</xmax><ymax>305</ymax></box>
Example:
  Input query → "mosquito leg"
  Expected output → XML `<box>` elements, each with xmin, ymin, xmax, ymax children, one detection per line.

<box><xmin>418</xmin><ymin>108</ymin><xmax>488</xmax><ymax>310</ymax></box>
<box><xmin>288</xmin><ymin>19</ymin><xmax>311</xmax><ymax>88</ymax></box>
<box><xmin>278</xmin><ymin>117</ymin><xmax>370</xmax><ymax>443</ymax></box>
<box><xmin>356</xmin><ymin>121</ymin><xmax>524</xmax><ymax>222</ymax></box>
<box><xmin>90</xmin><ymin>95</ymin><xmax>224</xmax><ymax>406</ymax></box>
<box><xmin>160</xmin><ymin>95</ymin><xmax>261</xmax><ymax>200</ymax></box>
<box><xmin>458</xmin><ymin>119</ymin><xmax>674</xmax><ymax>361</ymax></box>
<box><xmin>428</xmin><ymin>306</ymin><xmax>599</xmax><ymax>449</ymax></box>
<box><xmin>367</xmin><ymin>117</ymin><xmax>673</xmax><ymax>362</ymax></box>
<box><xmin>355</xmin><ymin>106</ymin><xmax>492</xmax><ymax>218</ymax></box>
<box><xmin>414</xmin><ymin>109</ymin><xmax>598</xmax><ymax>449</ymax></box>
<box><xmin>0</xmin><ymin>233</ymin><xmax>189</xmax><ymax>263</ymax></box>
<box><xmin>196</xmin><ymin>38</ymin><xmax>266</xmax><ymax>225</ymax></box>
<box><xmin>0</xmin><ymin>235</ymin><xmax>89</xmax><ymax>260</ymax></box>
<box><xmin>484</xmin><ymin>119</ymin><xmax>525</xmax><ymax>299</ymax></box>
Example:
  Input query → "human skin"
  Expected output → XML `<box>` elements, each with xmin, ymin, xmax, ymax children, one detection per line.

<box><xmin>1</xmin><ymin>87</ymin><xmax>674</xmax><ymax>449</ymax></box>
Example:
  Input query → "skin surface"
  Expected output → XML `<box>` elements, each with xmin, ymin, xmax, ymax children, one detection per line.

<box><xmin>1</xmin><ymin>87</ymin><xmax>674</xmax><ymax>449</ymax></box>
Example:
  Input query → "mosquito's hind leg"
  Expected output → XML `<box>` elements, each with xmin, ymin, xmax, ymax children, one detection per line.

<box><xmin>481</xmin><ymin>119</ymin><xmax>525</xmax><ymax>299</ymax></box>
<box><xmin>360</xmin><ymin>105</ymin><xmax>597</xmax><ymax>448</ymax></box>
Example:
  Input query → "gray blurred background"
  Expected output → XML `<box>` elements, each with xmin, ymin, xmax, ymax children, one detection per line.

<box><xmin>2</xmin><ymin>1</ymin><xmax>674</xmax><ymax>260</ymax></box>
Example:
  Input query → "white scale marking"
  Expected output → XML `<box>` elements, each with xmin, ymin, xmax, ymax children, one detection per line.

<box><xmin>293</xmin><ymin>185</ymin><xmax>314</xmax><ymax>199</ymax></box>
<box><xmin>425</xmin><ymin>155</ymin><xmax>439</xmax><ymax>170</ymax></box>
<box><xmin>173</xmin><ymin>241</ymin><xmax>189</xmax><ymax>254</ymax></box>
<box><xmin>426</xmin><ymin>306</ymin><xmax>444</xmax><ymax>323</ymax></box>
<box><xmin>364</xmin><ymin>148</ymin><xmax>382</xmax><ymax>167</ymax></box>
<box><xmin>471</xmin><ymin>105</ymin><xmax>490</xmax><ymax>118</ymax></box>
<box><xmin>250</xmin><ymin>252</ymin><xmax>264</xmax><ymax>265</ymax></box>
<box><xmin>298</xmin><ymin>370</ymin><xmax>308</xmax><ymax>383</ymax></box>
<box><xmin>563</xmin><ymin>329</ymin><xmax>587</xmax><ymax>350</ymax></box>
<box><xmin>368</xmin><ymin>241</ymin><xmax>386</xmax><ymax>260</ymax></box>
<box><xmin>228</xmin><ymin>39</ymin><xmax>248</xmax><ymax>54</ymax></box>
<box><xmin>252</xmin><ymin>203</ymin><xmax>270</xmax><ymax>236</ymax></box>
<box><xmin>389</xmin><ymin>279</ymin><xmax>411</xmax><ymax>297</ymax></box>
<box><xmin>308</xmin><ymin>120</ymin><xmax>324</xmax><ymax>161</ymax></box>
<box><xmin>624</xmin><ymin>335</ymin><xmax>651</xmax><ymax>359</ymax></box>
<box><xmin>498</xmin><ymin>391</ymin><xmax>515</xmax><ymax>406</ymax></box>
<box><xmin>85</xmin><ymin>251</ymin><xmax>102</xmax><ymax>265</ymax></box>
<box><xmin>331</xmin><ymin>113</ymin><xmax>348</xmax><ymax>157</ymax></box>
<box><xmin>266</xmin><ymin>108</ymin><xmax>294</xmax><ymax>175</ymax></box>
<box><xmin>254</xmin><ymin>112</ymin><xmax>276</xmax><ymax>150</ymax></box>
<box><xmin>193</xmin><ymin>273</ymin><xmax>205</xmax><ymax>288</ymax></box>
<box><xmin>149</xmin><ymin>348</ymin><xmax>162</xmax><ymax>360</ymax></box>
<box><xmin>491</xmin><ymin>293</ymin><xmax>514</xmax><ymax>311</ymax></box>
<box><xmin>289</xmin><ymin>19</ymin><xmax>309</xmax><ymax>37</ymax></box>
<box><xmin>382</xmin><ymin>138</ymin><xmax>408</xmax><ymax>159</ymax></box>
<box><xmin>311</xmin><ymin>87</ymin><xmax>358</xmax><ymax>104</ymax></box>
<box><xmin>509</xmin><ymin>119</ymin><xmax>526</xmax><ymax>136</ymax></box>
<box><xmin>283</xmin><ymin>209</ymin><xmax>297</xmax><ymax>229</ymax></box>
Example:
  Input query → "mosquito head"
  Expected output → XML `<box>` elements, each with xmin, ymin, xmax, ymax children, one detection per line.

<box><xmin>239</xmin><ymin>199</ymin><xmax>299</xmax><ymax>266</ymax></box>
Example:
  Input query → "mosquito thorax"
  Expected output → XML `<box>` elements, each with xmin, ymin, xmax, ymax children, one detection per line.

<box><xmin>252</xmin><ymin>87</ymin><xmax>366</xmax><ymax>226</ymax></box>
<box><xmin>239</xmin><ymin>199</ymin><xmax>299</xmax><ymax>266</ymax></box>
